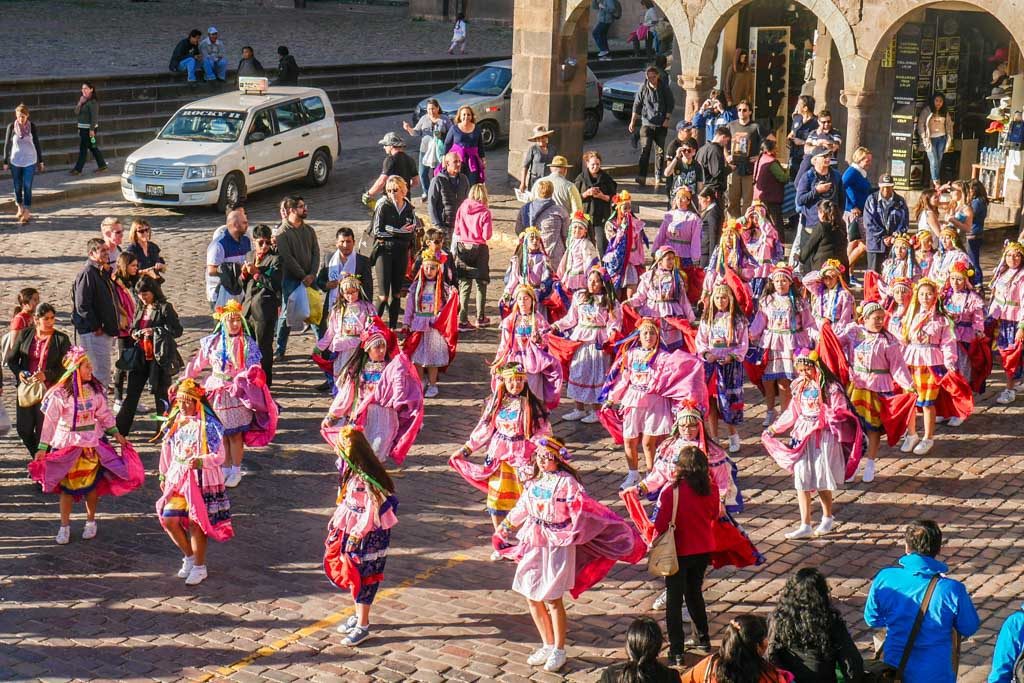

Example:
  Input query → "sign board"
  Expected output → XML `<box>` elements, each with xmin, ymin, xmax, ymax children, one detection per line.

<box><xmin>238</xmin><ymin>77</ymin><xmax>269</xmax><ymax>95</ymax></box>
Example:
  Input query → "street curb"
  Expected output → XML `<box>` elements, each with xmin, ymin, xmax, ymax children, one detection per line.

<box><xmin>0</xmin><ymin>176</ymin><xmax>121</xmax><ymax>212</ymax></box>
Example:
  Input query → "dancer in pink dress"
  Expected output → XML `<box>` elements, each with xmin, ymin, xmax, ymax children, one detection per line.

<box><xmin>941</xmin><ymin>261</ymin><xmax>984</xmax><ymax>417</ymax></box>
<box><xmin>653</xmin><ymin>188</ymin><xmax>702</xmax><ymax>270</ymax></box>
<box><xmin>762</xmin><ymin>350</ymin><xmax>862</xmax><ymax>540</ymax></box>
<box><xmin>29</xmin><ymin>347</ymin><xmax>142</xmax><ymax>545</ymax></box>
<box><xmin>550</xmin><ymin>266</ymin><xmax>621</xmax><ymax>423</ymax></box>
<box><xmin>402</xmin><ymin>247</ymin><xmax>456</xmax><ymax>397</ymax></box>
<box><xmin>701</xmin><ymin>224</ymin><xmax>757</xmax><ymax>306</ymax></box>
<box><xmin>928</xmin><ymin>227</ymin><xmax>970</xmax><ymax>284</ymax></box>
<box><xmin>182</xmin><ymin>299</ymin><xmax>277</xmax><ymax>488</ymax></box>
<box><xmin>503</xmin><ymin>227</ymin><xmax>555</xmax><ymax>315</ymax></box>
<box><xmin>602</xmin><ymin>190</ymin><xmax>646</xmax><ymax>298</ymax></box>
<box><xmin>154</xmin><ymin>378</ymin><xmax>233</xmax><ymax>586</ymax></box>
<box><xmin>495</xmin><ymin>435</ymin><xmax>645</xmax><ymax>673</ymax></box>
<box><xmin>322</xmin><ymin>426</ymin><xmax>398</xmax><ymax>647</ymax></box>
<box><xmin>885</xmin><ymin>277</ymin><xmax>914</xmax><ymax>337</ymax></box>
<box><xmin>322</xmin><ymin>327</ymin><xmax>424</xmax><ymax>466</ymax></box>
<box><xmin>316</xmin><ymin>274</ymin><xmax>377</xmax><ymax>383</ymax></box>
<box><xmin>879</xmin><ymin>235</ymin><xmax>919</xmax><ymax>298</ymax></box>
<box><xmin>696</xmin><ymin>282</ymin><xmax>749</xmax><ymax>453</ymax></box>
<box><xmin>989</xmin><ymin>241</ymin><xmax>1024</xmax><ymax>405</ymax></box>
<box><xmin>740</xmin><ymin>201</ymin><xmax>784</xmax><ymax>299</ymax></box>
<box><xmin>492</xmin><ymin>284</ymin><xmax>562</xmax><ymax>408</ymax></box>
<box><xmin>801</xmin><ymin>259</ymin><xmax>855</xmax><ymax>341</ymax></box>
<box><xmin>628</xmin><ymin>246</ymin><xmax>695</xmax><ymax>349</ymax></box>
<box><xmin>557</xmin><ymin>213</ymin><xmax>599</xmax><ymax>293</ymax></box>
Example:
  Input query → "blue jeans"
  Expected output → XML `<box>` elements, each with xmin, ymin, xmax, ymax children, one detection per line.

<box><xmin>177</xmin><ymin>57</ymin><xmax>198</xmax><ymax>81</ymax></box>
<box><xmin>203</xmin><ymin>56</ymin><xmax>229</xmax><ymax>81</ymax></box>
<box><xmin>592</xmin><ymin>21</ymin><xmax>612</xmax><ymax>53</ymax></box>
<box><xmin>11</xmin><ymin>164</ymin><xmax>35</xmax><ymax>207</ymax></box>
<box><xmin>419</xmin><ymin>164</ymin><xmax>434</xmax><ymax>198</ymax></box>
<box><xmin>274</xmin><ymin>277</ymin><xmax>301</xmax><ymax>356</ymax></box>
<box><xmin>967</xmin><ymin>238</ymin><xmax>983</xmax><ymax>286</ymax></box>
<box><xmin>926</xmin><ymin>136</ymin><xmax>946</xmax><ymax>184</ymax></box>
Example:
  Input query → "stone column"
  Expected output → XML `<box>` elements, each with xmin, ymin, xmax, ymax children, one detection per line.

<box><xmin>840</xmin><ymin>89</ymin><xmax>875</xmax><ymax>162</ymax></box>
<box><xmin>680</xmin><ymin>73</ymin><xmax>717</xmax><ymax>123</ymax></box>
<box><xmin>508</xmin><ymin>0</ymin><xmax>588</xmax><ymax>178</ymax></box>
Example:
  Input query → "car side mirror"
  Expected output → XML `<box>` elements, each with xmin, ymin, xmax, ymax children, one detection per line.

<box><xmin>247</xmin><ymin>131</ymin><xmax>266</xmax><ymax>143</ymax></box>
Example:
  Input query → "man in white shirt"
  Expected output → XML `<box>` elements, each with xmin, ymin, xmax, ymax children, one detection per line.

<box><xmin>200</xmin><ymin>26</ymin><xmax>229</xmax><ymax>82</ymax></box>
<box><xmin>206</xmin><ymin>208</ymin><xmax>251</xmax><ymax>309</ymax></box>
<box><xmin>320</xmin><ymin>226</ymin><xmax>374</xmax><ymax>310</ymax></box>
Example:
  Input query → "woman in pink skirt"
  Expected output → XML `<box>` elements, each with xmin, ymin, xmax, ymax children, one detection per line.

<box><xmin>316</xmin><ymin>274</ymin><xmax>377</xmax><ymax>383</ymax></box>
<box><xmin>496</xmin><ymin>435</ymin><xmax>644</xmax><ymax>673</ymax></box>
<box><xmin>628</xmin><ymin>246</ymin><xmax>694</xmax><ymax>349</ymax></box>
<box><xmin>29</xmin><ymin>347</ymin><xmax>142</xmax><ymax>545</ymax></box>
<box><xmin>154</xmin><ymin>378</ymin><xmax>233</xmax><ymax>586</ymax></box>
<box><xmin>492</xmin><ymin>284</ymin><xmax>562</xmax><ymax>408</ymax></box>
<box><xmin>557</xmin><ymin>212</ymin><xmax>599</xmax><ymax>294</ymax></box>
<box><xmin>402</xmin><ymin>247</ymin><xmax>455</xmax><ymax>398</ymax></box>
<box><xmin>653</xmin><ymin>188</ymin><xmax>701</xmax><ymax>270</ymax></box>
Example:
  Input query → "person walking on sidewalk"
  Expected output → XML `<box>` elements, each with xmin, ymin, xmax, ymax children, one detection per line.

<box><xmin>3</xmin><ymin>104</ymin><xmax>44</xmax><ymax>225</ymax></box>
<box><xmin>629</xmin><ymin>65</ymin><xmax>675</xmax><ymax>188</ymax></box>
<box><xmin>274</xmin><ymin>196</ymin><xmax>320</xmax><ymax>360</ymax></box>
<box><xmin>448</xmin><ymin>13</ymin><xmax>468</xmax><ymax>55</ymax></box>
<box><xmin>592</xmin><ymin>0</ymin><xmax>619</xmax><ymax>61</ymax></box>
<box><xmin>70</xmin><ymin>82</ymin><xmax>106</xmax><ymax>175</ymax></box>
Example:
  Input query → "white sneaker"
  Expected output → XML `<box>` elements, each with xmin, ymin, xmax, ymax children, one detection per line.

<box><xmin>563</xmin><ymin>409</ymin><xmax>586</xmax><ymax>421</ymax></box>
<box><xmin>82</xmin><ymin>521</ymin><xmax>97</xmax><ymax>540</ymax></box>
<box><xmin>544</xmin><ymin>648</ymin><xmax>567</xmax><ymax>673</ymax></box>
<box><xmin>814</xmin><ymin>516</ymin><xmax>834</xmax><ymax>536</ymax></box>
<box><xmin>489</xmin><ymin>550</ymin><xmax>503</xmax><ymax>562</ymax></box>
<box><xmin>728</xmin><ymin>434</ymin><xmax>741</xmax><ymax>453</ymax></box>
<box><xmin>527</xmin><ymin>645</ymin><xmax>552</xmax><ymax>666</ymax></box>
<box><xmin>336</xmin><ymin>615</ymin><xmax>358</xmax><ymax>633</ymax></box>
<box><xmin>996</xmin><ymin>389</ymin><xmax>1017</xmax><ymax>405</ymax></box>
<box><xmin>619</xmin><ymin>471</ymin><xmax>639</xmax><ymax>490</ymax></box>
<box><xmin>185</xmin><ymin>564</ymin><xmax>208</xmax><ymax>586</ymax></box>
<box><xmin>55</xmin><ymin>526</ymin><xmax>71</xmax><ymax>545</ymax></box>
<box><xmin>652</xmin><ymin>589</ymin><xmax>669</xmax><ymax>610</ymax></box>
<box><xmin>784</xmin><ymin>524</ymin><xmax>814</xmax><ymax>540</ymax></box>
<box><xmin>762</xmin><ymin>409</ymin><xmax>777</xmax><ymax>427</ymax></box>
<box><xmin>177</xmin><ymin>556</ymin><xmax>195</xmax><ymax>578</ymax></box>
<box><xmin>913</xmin><ymin>438</ymin><xmax>935</xmax><ymax>455</ymax></box>
<box><xmin>935</xmin><ymin>415</ymin><xmax>947</xmax><ymax>424</ymax></box>
<box><xmin>900</xmin><ymin>435</ymin><xmax>920</xmax><ymax>453</ymax></box>
<box><xmin>844</xmin><ymin>468</ymin><xmax>858</xmax><ymax>483</ymax></box>
<box><xmin>224</xmin><ymin>468</ymin><xmax>242</xmax><ymax>488</ymax></box>
<box><xmin>947</xmin><ymin>416</ymin><xmax>964</xmax><ymax>427</ymax></box>
<box><xmin>581</xmin><ymin>411</ymin><xmax>600</xmax><ymax>424</ymax></box>
<box><xmin>863</xmin><ymin>459</ymin><xmax>876</xmax><ymax>483</ymax></box>
<box><xmin>424</xmin><ymin>384</ymin><xmax>439</xmax><ymax>398</ymax></box>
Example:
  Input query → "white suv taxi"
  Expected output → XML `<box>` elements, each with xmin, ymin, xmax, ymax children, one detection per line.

<box><xmin>122</xmin><ymin>78</ymin><xmax>339</xmax><ymax>211</ymax></box>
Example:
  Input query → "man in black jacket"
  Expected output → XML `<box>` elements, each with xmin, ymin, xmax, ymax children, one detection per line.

<box><xmin>72</xmin><ymin>238</ymin><xmax>119</xmax><ymax>388</ymax></box>
<box><xmin>696</xmin><ymin>126</ymin><xmax>731</xmax><ymax>197</ymax></box>
<box><xmin>169</xmin><ymin>29</ymin><xmax>203</xmax><ymax>84</ymax></box>
<box><xmin>242</xmin><ymin>224</ymin><xmax>283</xmax><ymax>385</ymax></box>
<box><xmin>628</xmin><ymin>64</ymin><xmax>675</xmax><ymax>186</ymax></box>
<box><xmin>427</xmin><ymin>153</ymin><xmax>470</xmax><ymax>244</ymax></box>
<box><xmin>274</xmin><ymin>46</ymin><xmax>299</xmax><ymax>86</ymax></box>
<box><xmin>236</xmin><ymin>46</ymin><xmax>264</xmax><ymax>79</ymax></box>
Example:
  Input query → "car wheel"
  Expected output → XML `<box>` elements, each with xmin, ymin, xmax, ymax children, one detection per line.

<box><xmin>216</xmin><ymin>172</ymin><xmax>245</xmax><ymax>213</ymax></box>
<box><xmin>306</xmin><ymin>148</ymin><xmax>332</xmax><ymax>187</ymax></box>
<box><xmin>612</xmin><ymin>110</ymin><xmax>631</xmax><ymax>122</ymax></box>
<box><xmin>478</xmin><ymin>121</ymin><xmax>499</xmax><ymax>150</ymax></box>
<box><xmin>583</xmin><ymin>109</ymin><xmax>600</xmax><ymax>139</ymax></box>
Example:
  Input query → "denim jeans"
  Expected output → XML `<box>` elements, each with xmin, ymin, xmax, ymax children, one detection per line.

<box><xmin>78</xmin><ymin>331</ymin><xmax>113</xmax><ymax>389</ymax></box>
<box><xmin>926</xmin><ymin>135</ymin><xmax>946</xmax><ymax>184</ymax></box>
<box><xmin>418</xmin><ymin>164</ymin><xmax>435</xmax><ymax>199</ymax></box>
<box><xmin>203</xmin><ymin>56</ymin><xmax>229</xmax><ymax>81</ymax></box>
<box><xmin>274</xmin><ymin>277</ymin><xmax>302</xmax><ymax>356</ymax></box>
<box><xmin>967</xmin><ymin>238</ymin><xmax>983</xmax><ymax>286</ymax></box>
<box><xmin>592</xmin><ymin>21</ymin><xmax>611</xmax><ymax>53</ymax></box>
<box><xmin>11</xmin><ymin>164</ymin><xmax>35</xmax><ymax>207</ymax></box>
<box><xmin>177</xmin><ymin>57</ymin><xmax>198</xmax><ymax>81</ymax></box>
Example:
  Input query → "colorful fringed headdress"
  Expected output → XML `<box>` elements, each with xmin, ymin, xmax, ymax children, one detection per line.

<box><xmin>675</xmin><ymin>398</ymin><xmax>703</xmax><ymax>425</ymax></box>
<box><xmin>213</xmin><ymin>298</ymin><xmax>243</xmax><ymax>322</ymax></box>
<box><xmin>212</xmin><ymin>298</ymin><xmax>253</xmax><ymax>372</ymax></box>
<box><xmin>532</xmin><ymin>435</ymin><xmax>572</xmax><ymax>463</ymax></box>
<box><xmin>51</xmin><ymin>346</ymin><xmax>93</xmax><ymax>430</ymax></box>
<box><xmin>770</xmin><ymin>264</ymin><xmax>795</xmax><ymax>281</ymax></box>
<box><xmin>500</xmin><ymin>361</ymin><xmax>527</xmax><ymax>380</ymax></box>
<box><xmin>414</xmin><ymin>246</ymin><xmax>445</xmax><ymax>315</ymax></box>
<box><xmin>858</xmin><ymin>301</ymin><xmax>885</xmax><ymax>320</ymax></box>
<box><xmin>361</xmin><ymin>326</ymin><xmax>387</xmax><ymax>351</ymax></box>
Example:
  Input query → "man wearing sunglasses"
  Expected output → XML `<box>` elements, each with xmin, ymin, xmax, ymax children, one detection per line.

<box><xmin>725</xmin><ymin>100</ymin><xmax>766</xmax><ymax>218</ymax></box>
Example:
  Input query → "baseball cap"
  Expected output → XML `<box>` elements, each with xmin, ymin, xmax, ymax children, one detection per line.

<box><xmin>878</xmin><ymin>173</ymin><xmax>895</xmax><ymax>187</ymax></box>
<box><xmin>208</xmin><ymin>26</ymin><xmax>219</xmax><ymax>34</ymax></box>
<box><xmin>811</xmin><ymin>146</ymin><xmax>831</xmax><ymax>159</ymax></box>
<box><xmin>676</xmin><ymin>120</ymin><xmax>693</xmax><ymax>132</ymax></box>
<box><xmin>378</xmin><ymin>132</ymin><xmax>406</xmax><ymax>147</ymax></box>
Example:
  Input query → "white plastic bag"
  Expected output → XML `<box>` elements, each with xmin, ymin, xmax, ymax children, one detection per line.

<box><xmin>285</xmin><ymin>285</ymin><xmax>310</xmax><ymax>328</ymax></box>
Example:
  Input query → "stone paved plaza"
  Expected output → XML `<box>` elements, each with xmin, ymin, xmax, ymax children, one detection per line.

<box><xmin>0</xmin><ymin>116</ymin><xmax>1022</xmax><ymax>682</ymax></box>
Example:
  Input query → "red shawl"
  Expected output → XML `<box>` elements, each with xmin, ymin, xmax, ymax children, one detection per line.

<box><xmin>815</xmin><ymin>321</ymin><xmax>849</xmax><ymax>386</ymax></box>
<box><xmin>863</xmin><ymin>270</ymin><xmax>882</xmax><ymax>303</ymax></box>
<box><xmin>934</xmin><ymin>371</ymin><xmax>974</xmax><ymax>420</ymax></box>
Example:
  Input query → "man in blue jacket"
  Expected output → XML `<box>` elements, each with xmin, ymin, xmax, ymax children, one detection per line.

<box><xmin>865</xmin><ymin>520</ymin><xmax>980</xmax><ymax>683</ymax></box>
<box><xmin>795</xmin><ymin>147</ymin><xmax>844</xmax><ymax>230</ymax></box>
<box><xmin>862</xmin><ymin>173</ymin><xmax>910</xmax><ymax>274</ymax></box>
<box><xmin>989</xmin><ymin>604</ymin><xmax>1024</xmax><ymax>682</ymax></box>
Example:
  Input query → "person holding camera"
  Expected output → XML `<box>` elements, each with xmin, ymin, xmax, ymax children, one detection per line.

<box><xmin>691</xmin><ymin>91</ymin><xmax>735</xmax><ymax>145</ymax></box>
<box><xmin>629</xmin><ymin>65</ymin><xmax>675</xmax><ymax>188</ymax></box>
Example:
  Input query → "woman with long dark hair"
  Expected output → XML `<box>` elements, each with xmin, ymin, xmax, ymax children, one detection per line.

<box><xmin>599</xmin><ymin>616</ymin><xmax>680</xmax><ymax>682</ymax></box>
<box><xmin>682</xmin><ymin>614</ymin><xmax>787</xmax><ymax>682</ymax></box>
<box><xmin>70</xmin><ymin>81</ymin><xmax>107</xmax><ymax>175</ymax></box>
<box><xmin>917</xmin><ymin>93</ymin><xmax>953</xmax><ymax>188</ymax></box>
<box><xmin>768</xmin><ymin>567</ymin><xmax>864</xmax><ymax>681</ymax></box>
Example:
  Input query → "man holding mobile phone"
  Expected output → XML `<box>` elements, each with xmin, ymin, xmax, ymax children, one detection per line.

<box><xmin>795</xmin><ymin>147</ymin><xmax>845</xmax><ymax>234</ymax></box>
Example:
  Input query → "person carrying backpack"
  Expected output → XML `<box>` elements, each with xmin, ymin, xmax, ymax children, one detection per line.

<box><xmin>989</xmin><ymin>603</ymin><xmax>1024</xmax><ymax>682</ymax></box>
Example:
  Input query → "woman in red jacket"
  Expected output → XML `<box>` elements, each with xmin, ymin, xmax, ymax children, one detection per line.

<box><xmin>653</xmin><ymin>445</ymin><xmax>719</xmax><ymax>666</ymax></box>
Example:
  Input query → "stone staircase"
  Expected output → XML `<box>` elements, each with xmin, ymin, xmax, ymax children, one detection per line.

<box><xmin>0</xmin><ymin>52</ymin><xmax>646</xmax><ymax>169</ymax></box>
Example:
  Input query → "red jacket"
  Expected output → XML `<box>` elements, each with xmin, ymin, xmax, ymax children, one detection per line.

<box><xmin>653</xmin><ymin>478</ymin><xmax>718</xmax><ymax>557</ymax></box>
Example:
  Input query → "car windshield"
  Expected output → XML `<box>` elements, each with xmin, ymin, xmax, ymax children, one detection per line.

<box><xmin>455</xmin><ymin>66</ymin><xmax>512</xmax><ymax>97</ymax></box>
<box><xmin>158</xmin><ymin>109</ymin><xmax>245</xmax><ymax>142</ymax></box>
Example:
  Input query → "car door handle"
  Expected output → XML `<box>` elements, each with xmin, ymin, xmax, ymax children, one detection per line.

<box><xmin>301</xmin><ymin>132</ymin><xmax>311</xmax><ymax>137</ymax></box>
<box><xmin>273</xmin><ymin>141</ymin><xmax>282</xmax><ymax>146</ymax></box>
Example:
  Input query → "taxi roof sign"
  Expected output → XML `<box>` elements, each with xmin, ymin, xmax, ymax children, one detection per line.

<box><xmin>238</xmin><ymin>76</ymin><xmax>269</xmax><ymax>95</ymax></box>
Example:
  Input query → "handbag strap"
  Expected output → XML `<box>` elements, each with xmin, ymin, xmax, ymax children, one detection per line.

<box><xmin>897</xmin><ymin>575</ymin><xmax>941</xmax><ymax>673</ymax></box>
<box><xmin>668</xmin><ymin>484</ymin><xmax>679</xmax><ymax>529</ymax></box>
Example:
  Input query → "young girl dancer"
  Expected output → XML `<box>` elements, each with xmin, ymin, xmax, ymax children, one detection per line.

<box><xmin>696</xmin><ymin>282</ymin><xmax>748</xmax><ymax>453</ymax></box>
<box><xmin>496</xmin><ymin>435</ymin><xmax>644</xmax><ymax>673</ymax></box>
<box><xmin>450</xmin><ymin>362</ymin><xmax>551</xmax><ymax>556</ymax></box>
<box><xmin>989</xmin><ymin>241</ymin><xmax>1024</xmax><ymax>405</ymax></box>
<box><xmin>839</xmin><ymin>302</ymin><xmax>915</xmax><ymax>482</ymax></box>
<box><xmin>751</xmin><ymin>265</ymin><xmax>813</xmax><ymax>426</ymax></box>
<box><xmin>942</xmin><ymin>261</ymin><xmax>984</xmax><ymax>422</ymax></box>
<box><xmin>182</xmin><ymin>299</ymin><xmax>277</xmax><ymax>488</ymax></box>
<box><xmin>628</xmin><ymin>246</ymin><xmax>694</xmax><ymax>349</ymax></box>
<box><xmin>493</xmin><ymin>284</ymin><xmax>562</xmax><ymax>408</ymax></box>
<box><xmin>154</xmin><ymin>379</ymin><xmax>233</xmax><ymax>586</ymax></box>
<box><xmin>323</xmin><ymin>426</ymin><xmax>398</xmax><ymax>647</ymax></box>
<box><xmin>653</xmin><ymin>188</ymin><xmax>702</xmax><ymax>274</ymax></box>
<box><xmin>402</xmin><ymin>247</ymin><xmax>455</xmax><ymax>398</ymax></box>
<box><xmin>702</xmin><ymin>224</ymin><xmax>757</xmax><ymax>305</ymax></box>
<box><xmin>551</xmin><ymin>266</ymin><xmax>621</xmax><ymax>423</ymax></box>
<box><xmin>762</xmin><ymin>350</ymin><xmax>862</xmax><ymax>539</ymax></box>
<box><xmin>322</xmin><ymin>327</ymin><xmax>424</xmax><ymax>466</ymax></box>
<box><xmin>317</xmin><ymin>274</ymin><xmax>377</xmax><ymax>383</ymax></box>
<box><xmin>504</xmin><ymin>227</ymin><xmax>555</xmax><ymax>313</ymax></box>
<box><xmin>915</xmin><ymin>229</ymin><xmax>937</xmax><ymax>277</ymax></box>
<box><xmin>886</xmin><ymin>277</ymin><xmax>914</xmax><ymax>336</ymax></box>
<box><xmin>603</xmin><ymin>190</ymin><xmax>646</xmax><ymax>298</ymax></box>
<box><xmin>879</xmin><ymin>235</ymin><xmax>918</xmax><ymax>294</ymax></box>
<box><xmin>928</xmin><ymin>227</ymin><xmax>970</xmax><ymax>284</ymax></box>
<box><xmin>802</xmin><ymin>259</ymin><xmax>855</xmax><ymax>340</ymax></box>
<box><xmin>29</xmin><ymin>347</ymin><xmax>142</xmax><ymax>544</ymax></box>
<box><xmin>557</xmin><ymin>212</ymin><xmax>599</xmax><ymax>293</ymax></box>
<box><xmin>900</xmin><ymin>278</ymin><xmax>957</xmax><ymax>455</ymax></box>
<box><xmin>740</xmin><ymin>201</ymin><xmax>784</xmax><ymax>300</ymax></box>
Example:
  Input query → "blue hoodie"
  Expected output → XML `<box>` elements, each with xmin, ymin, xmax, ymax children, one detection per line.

<box><xmin>988</xmin><ymin>603</ymin><xmax>1024</xmax><ymax>682</ymax></box>
<box><xmin>864</xmin><ymin>553</ymin><xmax>980</xmax><ymax>683</ymax></box>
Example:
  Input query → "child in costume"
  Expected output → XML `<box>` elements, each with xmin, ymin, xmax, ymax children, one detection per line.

<box><xmin>29</xmin><ymin>347</ymin><xmax>142</xmax><ymax>545</ymax></box>
<box><xmin>989</xmin><ymin>241</ymin><xmax>1024</xmax><ymax>405</ymax></box>
<box><xmin>653</xmin><ymin>188</ymin><xmax>702</xmax><ymax>272</ymax></box>
<box><xmin>879</xmin><ymin>235</ymin><xmax>918</xmax><ymax>295</ymax></box>
<box><xmin>701</xmin><ymin>224</ymin><xmax>757</xmax><ymax>305</ymax></box>
<box><xmin>915</xmin><ymin>229</ymin><xmax>937</xmax><ymax>276</ymax></box>
<box><xmin>402</xmin><ymin>247</ymin><xmax>456</xmax><ymax>398</ymax></box>
<box><xmin>899</xmin><ymin>278</ymin><xmax>957</xmax><ymax>456</ymax></box>
<box><xmin>182</xmin><ymin>299</ymin><xmax>277</xmax><ymax>488</ymax></box>
<box><xmin>154</xmin><ymin>378</ymin><xmax>233</xmax><ymax>586</ymax></box>
<box><xmin>941</xmin><ymin>261</ymin><xmax>984</xmax><ymax>419</ymax></box>
<box><xmin>557</xmin><ymin>212</ymin><xmax>599</xmax><ymax>293</ymax></box>
<box><xmin>740</xmin><ymin>202</ymin><xmax>784</xmax><ymax>299</ymax></box>
<box><xmin>838</xmin><ymin>302</ymin><xmax>915</xmax><ymax>483</ymax></box>
<box><xmin>801</xmin><ymin>258</ymin><xmax>855</xmax><ymax>340</ymax></box>
<box><xmin>928</xmin><ymin>227</ymin><xmax>970</xmax><ymax>284</ymax></box>
<box><xmin>750</xmin><ymin>265</ymin><xmax>813</xmax><ymax>426</ymax></box>
<box><xmin>551</xmin><ymin>266</ymin><xmax>621</xmax><ymax>423</ymax></box>
<box><xmin>322</xmin><ymin>327</ymin><xmax>424</xmax><ymax>466</ymax></box>
<box><xmin>495</xmin><ymin>435</ymin><xmax>644</xmax><ymax>673</ymax></box>
<box><xmin>603</xmin><ymin>190</ymin><xmax>646</xmax><ymax>298</ymax></box>
<box><xmin>762</xmin><ymin>349</ymin><xmax>862</xmax><ymax>539</ymax></box>
<box><xmin>504</xmin><ymin>227</ymin><xmax>555</xmax><ymax>316</ymax></box>
<box><xmin>696</xmin><ymin>282</ymin><xmax>748</xmax><ymax>453</ymax></box>
<box><xmin>316</xmin><ymin>274</ymin><xmax>377</xmax><ymax>383</ymax></box>
<box><xmin>628</xmin><ymin>246</ymin><xmax>695</xmax><ymax>350</ymax></box>
<box><xmin>885</xmin><ymin>277</ymin><xmax>914</xmax><ymax>337</ymax></box>
<box><xmin>323</xmin><ymin>426</ymin><xmax>398</xmax><ymax>647</ymax></box>
<box><xmin>492</xmin><ymin>284</ymin><xmax>562</xmax><ymax>408</ymax></box>
<box><xmin>449</xmin><ymin>362</ymin><xmax>551</xmax><ymax>554</ymax></box>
